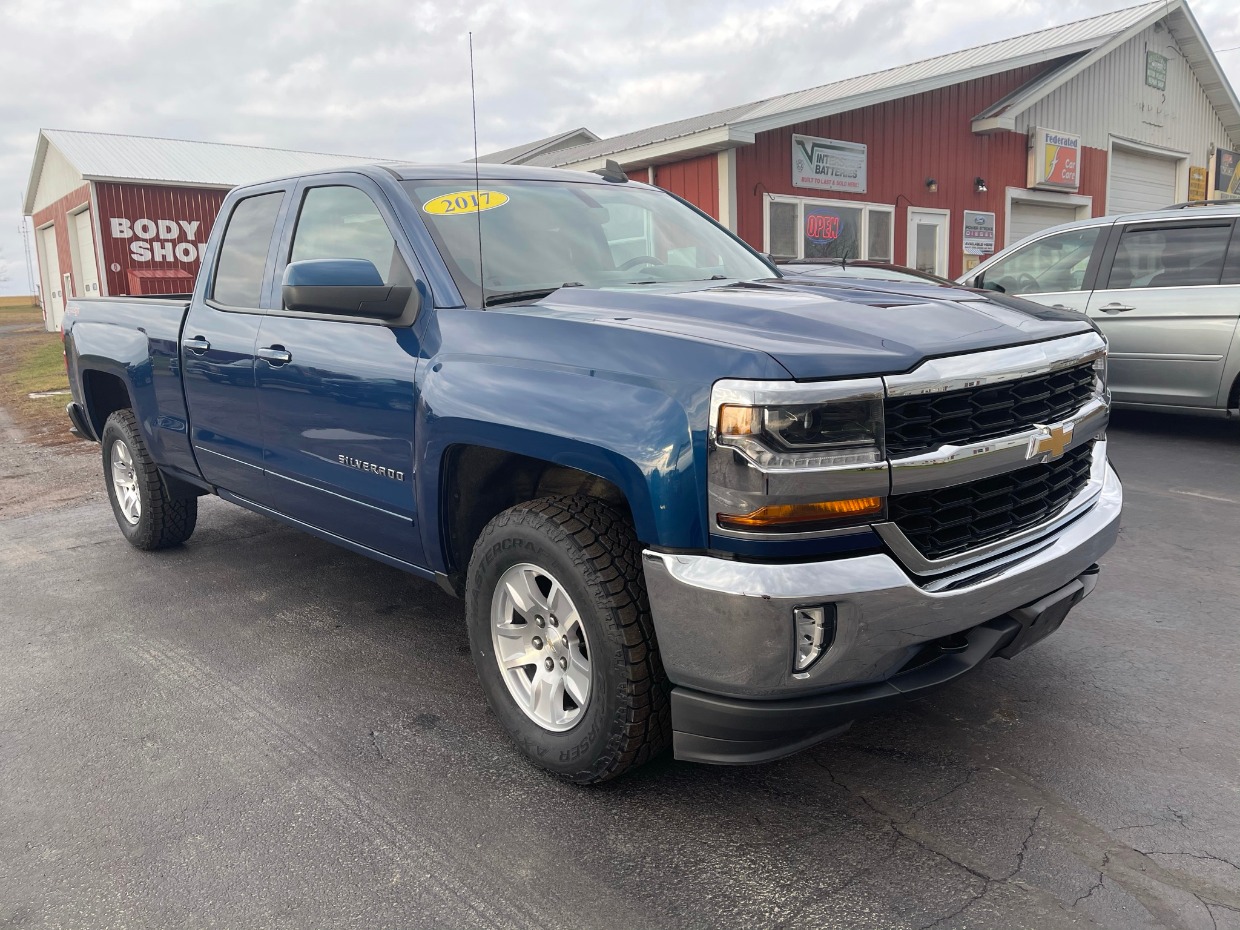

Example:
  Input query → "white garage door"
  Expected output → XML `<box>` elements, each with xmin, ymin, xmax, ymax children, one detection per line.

<box><xmin>1108</xmin><ymin>148</ymin><xmax>1179</xmax><ymax>215</ymax></box>
<box><xmin>1008</xmin><ymin>201</ymin><xmax>1081</xmax><ymax>245</ymax></box>
<box><xmin>38</xmin><ymin>225</ymin><xmax>64</xmax><ymax>333</ymax></box>
<box><xmin>73</xmin><ymin>210</ymin><xmax>101</xmax><ymax>296</ymax></box>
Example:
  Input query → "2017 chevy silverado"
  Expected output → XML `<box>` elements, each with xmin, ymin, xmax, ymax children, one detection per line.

<box><xmin>62</xmin><ymin>162</ymin><xmax>1122</xmax><ymax>782</ymax></box>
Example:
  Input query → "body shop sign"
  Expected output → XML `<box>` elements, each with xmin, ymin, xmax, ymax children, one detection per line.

<box><xmin>792</xmin><ymin>134</ymin><xmax>867</xmax><ymax>193</ymax></box>
<box><xmin>109</xmin><ymin>217</ymin><xmax>207</xmax><ymax>264</ymax></box>
<box><xmin>1028</xmin><ymin>127</ymin><xmax>1081</xmax><ymax>192</ymax></box>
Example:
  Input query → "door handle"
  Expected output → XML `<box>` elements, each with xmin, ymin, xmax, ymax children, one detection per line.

<box><xmin>1050</xmin><ymin>303</ymin><xmax>1072</xmax><ymax>311</ymax></box>
<box><xmin>1098</xmin><ymin>302</ymin><xmax>1134</xmax><ymax>314</ymax></box>
<box><xmin>183</xmin><ymin>336</ymin><xmax>211</xmax><ymax>354</ymax></box>
<box><xmin>257</xmin><ymin>345</ymin><xmax>293</xmax><ymax>365</ymax></box>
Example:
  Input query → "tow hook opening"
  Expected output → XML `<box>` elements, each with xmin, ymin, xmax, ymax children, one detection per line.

<box><xmin>899</xmin><ymin>630</ymin><xmax>971</xmax><ymax>674</ymax></box>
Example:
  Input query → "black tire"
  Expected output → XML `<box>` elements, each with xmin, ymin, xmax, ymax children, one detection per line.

<box><xmin>466</xmin><ymin>495</ymin><xmax>671</xmax><ymax>784</ymax></box>
<box><xmin>101</xmin><ymin>409</ymin><xmax>197</xmax><ymax>550</ymax></box>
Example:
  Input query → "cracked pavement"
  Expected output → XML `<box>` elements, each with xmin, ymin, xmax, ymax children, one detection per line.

<box><xmin>1</xmin><ymin>409</ymin><xmax>1238</xmax><ymax>929</ymax></box>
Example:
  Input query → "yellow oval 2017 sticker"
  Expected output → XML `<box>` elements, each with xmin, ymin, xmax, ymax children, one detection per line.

<box><xmin>423</xmin><ymin>190</ymin><xmax>509</xmax><ymax>216</ymax></box>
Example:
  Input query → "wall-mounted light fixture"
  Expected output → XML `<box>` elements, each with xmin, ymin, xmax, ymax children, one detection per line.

<box><xmin>975</xmin><ymin>177</ymin><xmax>988</xmax><ymax>193</ymax></box>
<box><xmin>924</xmin><ymin>178</ymin><xmax>938</xmax><ymax>193</ymax></box>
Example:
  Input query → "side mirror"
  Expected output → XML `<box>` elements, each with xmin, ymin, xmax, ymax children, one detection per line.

<box><xmin>282</xmin><ymin>259</ymin><xmax>415</xmax><ymax>320</ymax></box>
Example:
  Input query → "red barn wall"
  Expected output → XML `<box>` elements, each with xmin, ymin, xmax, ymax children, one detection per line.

<box><xmin>732</xmin><ymin>60</ymin><xmax>1079</xmax><ymax>278</ymax></box>
<box><xmin>655</xmin><ymin>155</ymin><xmax>719</xmax><ymax>216</ymax></box>
<box><xmin>30</xmin><ymin>183</ymin><xmax>91</xmax><ymax>300</ymax></box>
<box><xmin>93</xmin><ymin>182</ymin><xmax>229</xmax><ymax>296</ymax></box>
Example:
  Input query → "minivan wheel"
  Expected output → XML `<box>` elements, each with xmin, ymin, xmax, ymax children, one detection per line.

<box><xmin>101</xmin><ymin>409</ymin><xmax>197</xmax><ymax>550</ymax></box>
<box><xmin>466</xmin><ymin>495</ymin><xmax>670</xmax><ymax>784</ymax></box>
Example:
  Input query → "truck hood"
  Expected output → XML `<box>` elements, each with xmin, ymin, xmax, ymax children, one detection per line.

<box><xmin>533</xmin><ymin>279</ymin><xmax>1095</xmax><ymax>380</ymax></box>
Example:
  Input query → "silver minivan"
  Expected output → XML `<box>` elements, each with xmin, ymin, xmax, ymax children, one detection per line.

<box><xmin>960</xmin><ymin>204</ymin><xmax>1240</xmax><ymax>418</ymax></box>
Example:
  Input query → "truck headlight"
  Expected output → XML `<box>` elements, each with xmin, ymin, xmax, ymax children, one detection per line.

<box><xmin>1093</xmin><ymin>354</ymin><xmax>1108</xmax><ymax>399</ymax></box>
<box><xmin>709</xmin><ymin>379</ymin><xmax>889</xmax><ymax>537</ymax></box>
<box><xmin>716</xmin><ymin>397</ymin><xmax>884</xmax><ymax>468</ymax></box>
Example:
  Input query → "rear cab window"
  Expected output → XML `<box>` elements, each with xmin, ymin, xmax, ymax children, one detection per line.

<box><xmin>211</xmin><ymin>192</ymin><xmax>285</xmax><ymax>308</ymax></box>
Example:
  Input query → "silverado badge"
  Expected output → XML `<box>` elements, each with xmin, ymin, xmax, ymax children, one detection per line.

<box><xmin>1027</xmin><ymin>423</ymin><xmax>1074</xmax><ymax>462</ymax></box>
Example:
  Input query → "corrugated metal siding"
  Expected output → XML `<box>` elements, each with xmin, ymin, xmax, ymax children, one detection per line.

<box><xmin>93</xmin><ymin>182</ymin><xmax>228</xmax><ymax>296</ymax></box>
<box><xmin>42</xmin><ymin>129</ymin><xmax>385</xmax><ymax>187</ymax></box>
<box><xmin>1017</xmin><ymin>23</ymin><xmax>1235</xmax><ymax>161</ymax></box>
<box><xmin>735</xmin><ymin>64</ymin><xmax>1050</xmax><ymax>278</ymax></box>
<box><xmin>655</xmin><ymin>156</ymin><xmax>719</xmax><ymax>216</ymax></box>
<box><xmin>31</xmin><ymin>143</ymin><xmax>85</xmax><ymax>214</ymax></box>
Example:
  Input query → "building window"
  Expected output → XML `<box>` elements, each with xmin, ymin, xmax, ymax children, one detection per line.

<box><xmin>765</xmin><ymin>196</ymin><xmax>894</xmax><ymax>262</ymax></box>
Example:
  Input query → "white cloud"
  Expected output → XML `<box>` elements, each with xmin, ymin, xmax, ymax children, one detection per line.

<box><xmin>2</xmin><ymin>0</ymin><xmax>1238</xmax><ymax>294</ymax></box>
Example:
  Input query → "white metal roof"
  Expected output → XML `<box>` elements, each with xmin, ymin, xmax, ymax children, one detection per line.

<box><xmin>528</xmin><ymin>0</ymin><xmax>1238</xmax><ymax>169</ymax></box>
<box><xmin>477</xmin><ymin>127</ymin><xmax>600</xmax><ymax>165</ymax></box>
<box><xmin>24</xmin><ymin>129</ymin><xmax>389</xmax><ymax>214</ymax></box>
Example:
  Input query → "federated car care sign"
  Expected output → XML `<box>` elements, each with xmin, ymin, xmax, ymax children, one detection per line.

<box><xmin>792</xmin><ymin>134</ymin><xmax>867</xmax><ymax>194</ymax></box>
<box><xmin>422</xmin><ymin>190</ymin><xmax>509</xmax><ymax>215</ymax></box>
<box><xmin>1028</xmin><ymin>127</ymin><xmax>1081</xmax><ymax>192</ymax></box>
<box><xmin>962</xmin><ymin>211</ymin><xmax>996</xmax><ymax>255</ymax></box>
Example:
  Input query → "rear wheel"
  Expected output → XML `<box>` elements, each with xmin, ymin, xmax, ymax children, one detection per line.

<box><xmin>466</xmin><ymin>495</ymin><xmax>670</xmax><ymax>783</ymax></box>
<box><xmin>101</xmin><ymin>409</ymin><xmax>197</xmax><ymax>550</ymax></box>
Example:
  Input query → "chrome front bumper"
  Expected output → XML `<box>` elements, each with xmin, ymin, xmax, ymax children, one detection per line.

<box><xmin>643</xmin><ymin>453</ymin><xmax>1122</xmax><ymax>703</ymax></box>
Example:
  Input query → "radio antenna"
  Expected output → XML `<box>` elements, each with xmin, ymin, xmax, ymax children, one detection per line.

<box><xmin>469</xmin><ymin>32</ymin><xmax>486</xmax><ymax>305</ymax></box>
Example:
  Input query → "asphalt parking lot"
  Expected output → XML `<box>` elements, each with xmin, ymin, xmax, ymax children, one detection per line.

<box><xmin>1</xmin><ymin>410</ymin><xmax>1238</xmax><ymax>930</ymax></box>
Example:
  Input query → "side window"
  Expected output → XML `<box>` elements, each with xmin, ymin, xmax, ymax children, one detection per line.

<box><xmin>978</xmin><ymin>227</ymin><xmax>1102</xmax><ymax>295</ymax></box>
<box><xmin>1105</xmin><ymin>223</ymin><xmax>1232</xmax><ymax>289</ymax></box>
<box><xmin>211</xmin><ymin>192</ymin><xmax>284</xmax><ymax>307</ymax></box>
<box><xmin>290</xmin><ymin>186</ymin><xmax>408</xmax><ymax>284</ymax></box>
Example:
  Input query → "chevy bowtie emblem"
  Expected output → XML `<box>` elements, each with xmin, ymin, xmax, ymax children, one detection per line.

<box><xmin>1027</xmin><ymin>423</ymin><xmax>1074</xmax><ymax>461</ymax></box>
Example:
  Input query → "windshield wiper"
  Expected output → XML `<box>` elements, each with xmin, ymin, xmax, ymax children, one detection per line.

<box><xmin>483</xmin><ymin>283</ymin><xmax>582</xmax><ymax>308</ymax></box>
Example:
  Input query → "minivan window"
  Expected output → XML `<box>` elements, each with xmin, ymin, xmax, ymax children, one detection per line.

<box><xmin>1105</xmin><ymin>223</ymin><xmax>1232</xmax><ymax>289</ymax></box>
<box><xmin>977</xmin><ymin>226</ymin><xmax>1102</xmax><ymax>295</ymax></box>
<box><xmin>212</xmin><ymin>192</ymin><xmax>284</xmax><ymax>307</ymax></box>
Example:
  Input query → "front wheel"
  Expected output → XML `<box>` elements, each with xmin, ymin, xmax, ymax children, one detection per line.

<box><xmin>466</xmin><ymin>495</ymin><xmax>670</xmax><ymax>783</ymax></box>
<box><xmin>101</xmin><ymin>409</ymin><xmax>197</xmax><ymax>550</ymax></box>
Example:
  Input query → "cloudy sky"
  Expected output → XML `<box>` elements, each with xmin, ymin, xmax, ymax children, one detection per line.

<box><xmin>2</xmin><ymin>0</ymin><xmax>1238</xmax><ymax>295</ymax></box>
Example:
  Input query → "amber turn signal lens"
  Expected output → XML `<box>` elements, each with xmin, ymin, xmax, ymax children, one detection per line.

<box><xmin>717</xmin><ymin>497</ymin><xmax>883</xmax><ymax>530</ymax></box>
<box><xmin>717</xmin><ymin>404</ymin><xmax>760</xmax><ymax>437</ymax></box>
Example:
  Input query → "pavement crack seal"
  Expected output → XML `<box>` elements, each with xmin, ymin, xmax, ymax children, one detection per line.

<box><xmin>990</xmin><ymin>764</ymin><xmax>1240</xmax><ymax>930</ymax></box>
<box><xmin>113</xmin><ymin>630</ymin><xmax>580</xmax><ymax>930</ymax></box>
<box><xmin>811</xmin><ymin>758</ymin><xmax>1082</xmax><ymax>928</ymax></box>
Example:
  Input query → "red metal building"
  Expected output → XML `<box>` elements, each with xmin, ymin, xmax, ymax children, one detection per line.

<box><xmin>518</xmin><ymin>0</ymin><xmax>1239</xmax><ymax>282</ymax></box>
<box><xmin>23</xmin><ymin>130</ymin><xmax>382</xmax><ymax>331</ymax></box>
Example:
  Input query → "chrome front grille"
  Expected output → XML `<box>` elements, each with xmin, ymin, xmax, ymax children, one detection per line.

<box><xmin>887</xmin><ymin>442</ymin><xmax>1095</xmax><ymax>561</ymax></box>
<box><xmin>884</xmin><ymin>361</ymin><xmax>1096</xmax><ymax>457</ymax></box>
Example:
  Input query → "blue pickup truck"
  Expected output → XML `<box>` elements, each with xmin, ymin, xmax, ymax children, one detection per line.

<box><xmin>62</xmin><ymin>162</ymin><xmax>1121</xmax><ymax>782</ymax></box>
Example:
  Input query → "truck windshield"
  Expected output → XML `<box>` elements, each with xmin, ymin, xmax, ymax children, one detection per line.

<box><xmin>402</xmin><ymin>179</ymin><xmax>774</xmax><ymax>307</ymax></box>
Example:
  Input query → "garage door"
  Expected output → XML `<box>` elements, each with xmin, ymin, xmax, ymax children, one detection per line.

<box><xmin>38</xmin><ymin>225</ymin><xmax>63</xmax><ymax>333</ymax></box>
<box><xmin>73</xmin><ymin>211</ymin><xmax>101</xmax><ymax>296</ymax></box>
<box><xmin>1108</xmin><ymin>148</ymin><xmax>1179</xmax><ymax>215</ymax></box>
<box><xmin>1008</xmin><ymin>201</ymin><xmax>1081</xmax><ymax>245</ymax></box>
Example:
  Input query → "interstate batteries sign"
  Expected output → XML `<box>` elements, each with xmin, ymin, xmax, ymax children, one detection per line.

<box><xmin>792</xmin><ymin>135</ymin><xmax>867</xmax><ymax>194</ymax></box>
<box><xmin>1028</xmin><ymin>127</ymin><xmax>1081</xmax><ymax>192</ymax></box>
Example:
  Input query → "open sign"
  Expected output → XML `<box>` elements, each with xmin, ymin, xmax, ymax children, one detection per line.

<box><xmin>805</xmin><ymin>210</ymin><xmax>842</xmax><ymax>242</ymax></box>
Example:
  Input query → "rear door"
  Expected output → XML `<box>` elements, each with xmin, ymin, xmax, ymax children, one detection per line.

<box><xmin>181</xmin><ymin>185</ymin><xmax>289</xmax><ymax>500</ymax></box>
<box><xmin>1086</xmin><ymin>218</ymin><xmax>1238</xmax><ymax>407</ymax></box>
<box><xmin>255</xmin><ymin>176</ymin><xmax>425</xmax><ymax>565</ymax></box>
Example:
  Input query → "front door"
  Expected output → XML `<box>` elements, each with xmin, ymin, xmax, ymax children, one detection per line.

<box><xmin>907</xmin><ymin>209</ymin><xmax>949</xmax><ymax>278</ymax></box>
<box><xmin>181</xmin><ymin>188</ymin><xmax>288</xmax><ymax>500</ymax></box>
<box><xmin>1086</xmin><ymin>218</ymin><xmax>1238</xmax><ymax>407</ymax></box>
<box><xmin>256</xmin><ymin>180</ymin><xmax>423</xmax><ymax>565</ymax></box>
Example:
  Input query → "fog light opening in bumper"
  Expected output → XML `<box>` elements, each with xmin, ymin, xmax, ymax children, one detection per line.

<box><xmin>793</xmin><ymin>605</ymin><xmax>837</xmax><ymax>673</ymax></box>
